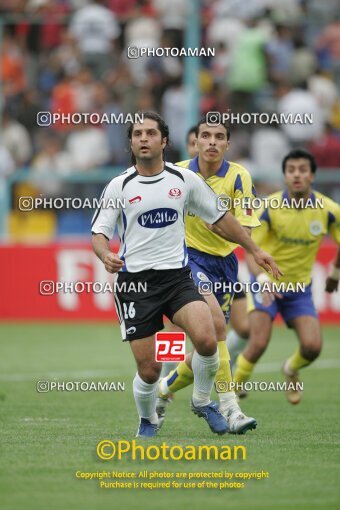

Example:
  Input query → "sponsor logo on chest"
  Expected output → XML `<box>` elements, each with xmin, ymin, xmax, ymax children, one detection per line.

<box><xmin>138</xmin><ymin>208</ymin><xmax>178</xmax><ymax>228</ymax></box>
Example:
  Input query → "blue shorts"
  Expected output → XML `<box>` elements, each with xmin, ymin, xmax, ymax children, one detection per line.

<box><xmin>248</xmin><ymin>275</ymin><xmax>317</xmax><ymax>326</ymax></box>
<box><xmin>188</xmin><ymin>247</ymin><xmax>238</xmax><ymax>323</ymax></box>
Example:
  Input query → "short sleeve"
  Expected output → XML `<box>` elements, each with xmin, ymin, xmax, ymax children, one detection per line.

<box><xmin>326</xmin><ymin>198</ymin><xmax>340</xmax><ymax>243</ymax></box>
<box><xmin>232</xmin><ymin>171</ymin><xmax>261</xmax><ymax>228</ymax></box>
<box><xmin>91</xmin><ymin>179</ymin><xmax>122</xmax><ymax>240</ymax></box>
<box><xmin>185</xmin><ymin>170</ymin><xmax>226</xmax><ymax>224</ymax></box>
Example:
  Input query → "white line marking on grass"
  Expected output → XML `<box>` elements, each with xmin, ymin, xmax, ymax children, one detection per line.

<box><xmin>256</xmin><ymin>358</ymin><xmax>340</xmax><ymax>373</ymax></box>
<box><xmin>0</xmin><ymin>359</ymin><xmax>339</xmax><ymax>382</ymax></box>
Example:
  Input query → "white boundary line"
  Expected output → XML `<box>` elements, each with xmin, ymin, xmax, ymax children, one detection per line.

<box><xmin>0</xmin><ymin>359</ymin><xmax>339</xmax><ymax>382</ymax></box>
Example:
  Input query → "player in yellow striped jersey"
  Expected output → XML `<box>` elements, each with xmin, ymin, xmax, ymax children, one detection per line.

<box><xmin>157</xmin><ymin>117</ymin><xmax>264</xmax><ymax>433</ymax></box>
<box><xmin>233</xmin><ymin>149</ymin><xmax>340</xmax><ymax>404</ymax></box>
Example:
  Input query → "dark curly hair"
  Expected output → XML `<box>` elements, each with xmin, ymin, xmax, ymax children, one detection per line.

<box><xmin>127</xmin><ymin>111</ymin><xmax>170</xmax><ymax>164</ymax></box>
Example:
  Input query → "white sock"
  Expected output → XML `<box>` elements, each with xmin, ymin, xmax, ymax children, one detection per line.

<box><xmin>227</xmin><ymin>329</ymin><xmax>248</xmax><ymax>368</ymax></box>
<box><xmin>133</xmin><ymin>373</ymin><xmax>158</xmax><ymax>424</ymax></box>
<box><xmin>219</xmin><ymin>391</ymin><xmax>239</xmax><ymax>411</ymax></box>
<box><xmin>160</xmin><ymin>361</ymin><xmax>177</xmax><ymax>379</ymax></box>
<box><xmin>192</xmin><ymin>350</ymin><xmax>219</xmax><ymax>406</ymax></box>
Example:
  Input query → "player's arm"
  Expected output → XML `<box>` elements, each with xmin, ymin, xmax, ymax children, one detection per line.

<box><xmin>91</xmin><ymin>179</ymin><xmax>124</xmax><ymax>273</ymax></box>
<box><xmin>206</xmin><ymin>222</ymin><xmax>252</xmax><ymax>242</ymax></box>
<box><xmin>214</xmin><ymin>212</ymin><xmax>282</xmax><ymax>279</ymax></box>
<box><xmin>186</xmin><ymin>170</ymin><xmax>282</xmax><ymax>279</ymax></box>
<box><xmin>244</xmin><ymin>211</ymin><xmax>282</xmax><ymax>304</ymax></box>
<box><xmin>245</xmin><ymin>250</ymin><xmax>282</xmax><ymax>305</ymax></box>
<box><xmin>325</xmin><ymin>246</ymin><xmax>340</xmax><ymax>293</ymax></box>
<box><xmin>92</xmin><ymin>234</ymin><xmax>124</xmax><ymax>273</ymax></box>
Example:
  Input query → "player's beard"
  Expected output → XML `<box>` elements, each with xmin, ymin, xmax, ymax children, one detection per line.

<box><xmin>135</xmin><ymin>149</ymin><xmax>163</xmax><ymax>166</ymax></box>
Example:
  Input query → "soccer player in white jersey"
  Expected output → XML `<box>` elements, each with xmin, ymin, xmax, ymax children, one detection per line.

<box><xmin>91</xmin><ymin>112</ymin><xmax>280</xmax><ymax>438</ymax></box>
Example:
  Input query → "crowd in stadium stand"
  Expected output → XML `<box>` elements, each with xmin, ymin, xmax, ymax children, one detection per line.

<box><xmin>0</xmin><ymin>0</ymin><xmax>339</xmax><ymax>196</ymax></box>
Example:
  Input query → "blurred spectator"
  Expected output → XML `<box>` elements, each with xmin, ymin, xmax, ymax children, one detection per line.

<box><xmin>269</xmin><ymin>0</ymin><xmax>303</xmax><ymax>22</ymax></box>
<box><xmin>224</xmin><ymin>127</ymin><xmax>251</xmax><ymax>163</ymax></box>
<box><xmin>50</xmin><ymin>73</ymin><xmax>77</xmax><ymax>131</ymax></box>
<box><xmin>124</xmin><ymin>8</ymin><xmax>161</xmax><ymax>86</ymax></box>
<box><xmin>108</xmin><ymin>0</ymin><xmax>137</xmax><ymax>21</ymax></box>
<box><xmin>0</xmin><ymin>0</ymin><xmax>338</xmax><ymax>239</ymax></box>
<box><xmin>37</xmin><ymin>53</ymin><xmax>61</xmax><ymax>102</ymax></box>
<box><xmin>207</xmin><ymin>16</ymin><xmax>245</xmax><ymax>54</ymax></box>
<box><xmin>72</xmin><ymin>68</ymin><xmax>97</xmax><ymax>113</ymax></box>
<box><xmin>289</xmin><ymin>38</ymin><xmax>317</xmax><ymax>86</ymax></box>
<box><xmin>16</xmin><ymin>89</ymin><xmax>42</xmax><ymax>134</ymax></box>
<box><xmin>31</xmin><ymin>133</ymin><xmax>73</xmax><ymax>196</ymax></box>
<box><xmin>0</xmin><ymin>145</ymin><xmax>16</xmax><ymax>177</ymax></box>
<box><xmin>211</xmin><ymin>42</ymin><xmax>231</xmax><ymax>83</ymax></box>
<box><xmin>200</xmin><ymin>82</ymin><xmax>230</xmax><ymax>117</ymax></box>
<box><xmin>2</xmin><ymin>108</ymin><xmax>33</xmax><ymax>167</ymax></box>
<box><xmin>266</xmin><ymin>24</ymin><xmax>294</xmax><ymax>83</ymax></box>
<box><xmin>1</xmin><ymin>32</ymin><xmax>26</xmax><ymax>108</ymax></box>
<box><xmin>308</xmin><ymin>70</ymin><xmax>338</xmax><ymax>123</ymax></box>
<box><xmin>69</xmin><ymin>0</ymin><xmax>121</xmax><ymax>78</ymax></box>
<box><xmin>161</xmin><ymin>77</ymin><xmax>186</xmax><ymax>155</ymax></box>
<box><xmin>104</xmin><ymin>61</ymin><xmax>136</xmax><ymax>112</ymax></box>
<box><xmin>98</xmin><ymin>87</ymin><xmax>130</xmax><ymax>166</ymax></box>
<box><xmin>276</xmin><ymin>82</ymin><xmax>323</xmax><ymax>143</ymax></box>
<box><xmin>250</xmin><ymin>121</ymin><xmax>290</xmax><ymax>188</ymax></box>
<box><xmin>65</xmin><ymin>123</ymin><xmax>110</xmax><ymax>172</ymax></box>
<box><xmin>54</xmin><ymin>28</ymin><xmax>82</xmax><ymax>77</ymax></box>
<box><xmin>144</xmin><ymin>33</ymin><xmax>182</xmax><ymax>108</ymax></box>
<box><xmin>228</xmin><ymin>19</ymin><xmax>270</xmax><ymax>112</ymax></box>
<box><xmin>152</xmin><ymin>0</ymin><xmax>188</xmax><ymax>47</ymax></box>
<box><xmin>211</xmin><ymin>0</ymin><xmax>267</xmax><ymax>21</ymax></box>
<box><xmin>315</xmin><ymin>21</ymin><xmax>340</xmax><ymax>62</ymax></box>
<box><xmin>308</xmin><ymin>124</ymin><xmax>340</xmax><ymax>169</ymax></box>
<box><xmin>15</xmin><ymin>0</ymin><xmax>69</xmax><ymax>54</ymax></box>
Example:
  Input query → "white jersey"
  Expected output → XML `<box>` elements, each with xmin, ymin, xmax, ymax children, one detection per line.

<box><xmin>91</xmin><ymin>162</ymin><xmax>225</xmax><ymax>272</ymax></box>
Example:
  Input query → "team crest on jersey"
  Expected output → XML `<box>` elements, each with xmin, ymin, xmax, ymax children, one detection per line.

<box><xmin>168</xmin><ymin>188</ymin><xmax>182</xmax><ymax>199</ymax></box>
<box><xmin>138</xmin><ymin>208</ymin><xmax>178</xmax><ymax>228</ymax></box>
<box><xmin>129</xmin><ymin>196</ymin><xmax>141</xmax><ymax>204</ymax></box>
<box><xmin>309</xmin><ymin>220</ymin><xmax>322</xmax><ymax>236</ymax></box>
<box><xmin>197</xmin><ymin>272</ymin><xmax>209</xmax><ymax>282</ymax></box>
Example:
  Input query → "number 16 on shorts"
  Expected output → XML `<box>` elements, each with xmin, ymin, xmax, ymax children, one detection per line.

<box><xmin>155</xmin><ymin>332</ymin><xmax>186</xmax><ymax>362</ymax></box>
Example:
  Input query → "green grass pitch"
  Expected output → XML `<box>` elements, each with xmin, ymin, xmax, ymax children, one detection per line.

<box><xmin>1</xmin><ymin>323</ymin><xmax>339</xmax><ymax>510</ymax></box>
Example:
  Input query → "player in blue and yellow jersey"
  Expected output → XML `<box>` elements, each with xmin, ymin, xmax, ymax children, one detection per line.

<box><xmin>185</xmin><ymin>124</ymin><xmax>252</xmax><ymax>367</ymax></box>
<box><xmin>157</xmin><ymin>117</ymin><xmax>263</xmax><ymax>433</ymax></box>
<box><xmin>233</xmin><ymin>149</ymin><xmax>340</xmax><ymax>404</ymax></box>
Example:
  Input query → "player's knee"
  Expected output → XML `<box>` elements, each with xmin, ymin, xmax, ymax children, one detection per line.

<box><xmin>214</xmin><ymin>316</ymin><xmax>226</xmax><ymax>341</ymax></box>
<box><xmin>301</xmin><ymin>341</ymin><xmax>321</xmax><ymax>361</ymax></box>
<box><xmin>138</xmin><ymin>363</ymin><xmax>161</xmax><ymax>384</ymax></box>
<box><xmin>194</xmin><ymin>334</ymin><xmax>217</xmax><ymax>356</ymax></box>
<box><xmin>236</xmin><ymin>323</ymin><xmax>250</xmax><ymax>339</ymax></box>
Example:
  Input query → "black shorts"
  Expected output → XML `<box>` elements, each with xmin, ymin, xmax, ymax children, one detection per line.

<box><xmin>114</xmin><ymin>266</ymin><xmax>205</xmax><ymax>341</ymax></box>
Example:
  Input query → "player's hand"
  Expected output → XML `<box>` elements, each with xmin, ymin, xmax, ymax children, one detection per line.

<box><xmin>325</xmin><ymin>277</ymin><xmax>339</xmax><ymax>293</ymax></box>
<box><xmin>253</xmin><ymin>249</ymin><xmax>283</xmax><ymax>280</ymax></box>
<box><xmin>102</xmin><ymin>251</ymin><xmax>124</xmax><ymax>273</ymax></box>
<box><xmin>261</xmin><ymin>287</ymin><xmax>283</xmax><ymax>307</ymax></box>
<box><xmin>256</xmin><ymin>272</ymin><xmax>282</xmax><ymax>306</ymax></box>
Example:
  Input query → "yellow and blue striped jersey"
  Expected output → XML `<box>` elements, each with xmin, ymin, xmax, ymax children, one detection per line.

<box><xmin>252</xmin><ymin>190</ymin><xmax>340</xmax><ymax>285</ymax></box>
<box><xmin>176</xmin><ymin>156</ymin><xmax>260</xmax><ymax>257</ymax></box>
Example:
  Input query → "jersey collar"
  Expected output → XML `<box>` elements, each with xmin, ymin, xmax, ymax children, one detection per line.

<box><xmin>188</xmin><ymin>155</ymin><xmax>230</xmax><ymax>177</ymax></box>
<box><xmin>282</xmin><ymin>189</ymin><xmax>316</xmax><ymax>204</ymax></box>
